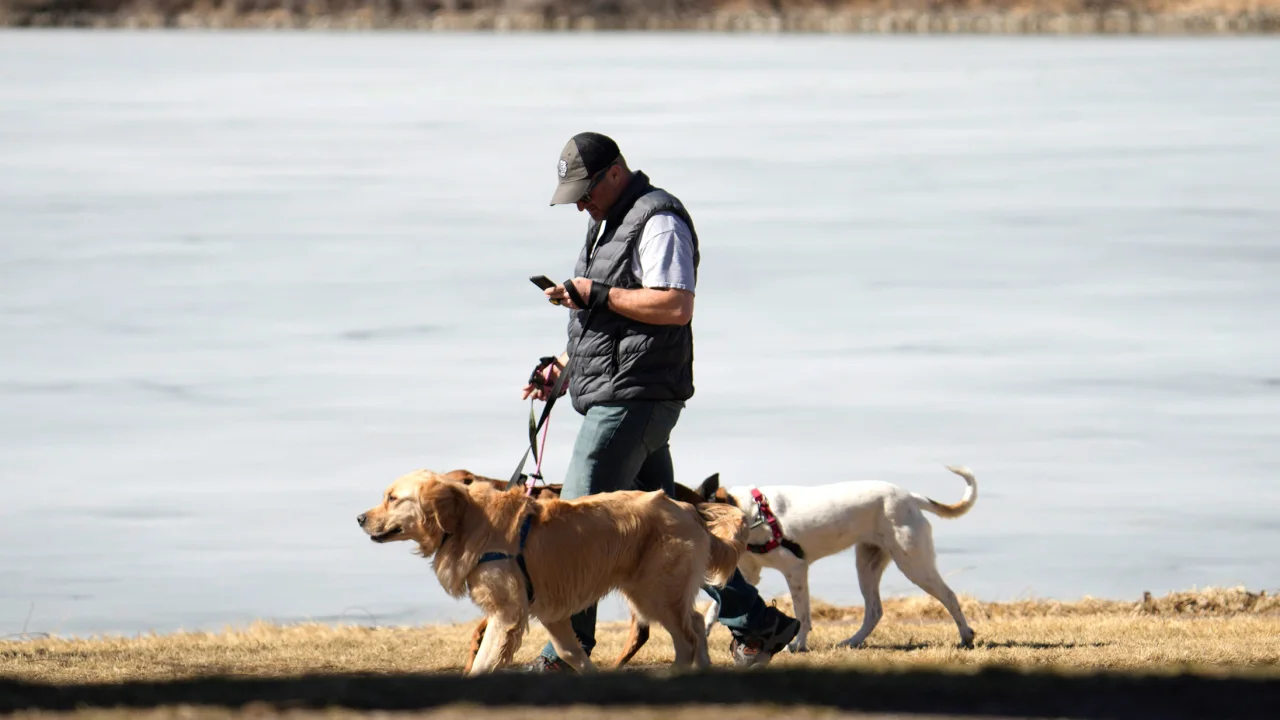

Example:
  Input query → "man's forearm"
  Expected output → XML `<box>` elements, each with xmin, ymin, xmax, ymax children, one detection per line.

<box><xmin>604</xmin><ymin>286</ymin><xmax>694</xmax><ymax>326</ymax></box>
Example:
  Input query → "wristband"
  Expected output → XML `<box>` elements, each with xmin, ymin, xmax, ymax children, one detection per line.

<box><xmin>589</xmin><ymin>281</ymin><xmax>612</xmax><ymax>309</ymax></box>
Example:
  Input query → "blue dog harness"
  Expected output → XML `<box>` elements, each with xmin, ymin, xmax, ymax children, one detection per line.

<box><xmin>475</xmin><ymin>514</ymin><xmax>535</xmax><ymax>604</ymax></box>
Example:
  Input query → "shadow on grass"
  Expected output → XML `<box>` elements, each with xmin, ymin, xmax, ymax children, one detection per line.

<box><xmin>857</xmin><ymin>640</ymin><xmax>1111</xmax><ymax>652</ymax></box>
<box><xmin>1</xmin><ymin>665</ymin><xmax>1277</xmax><ymax>719</ymax></box>
<box><xmin>976</xmin><ymin>640</ymin><xmax>1114</xmax><ymax>650</ymax></box>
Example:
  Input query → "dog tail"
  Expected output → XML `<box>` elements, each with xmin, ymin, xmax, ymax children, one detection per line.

<box><xmin>913</xmin><ymin>465</ymin><xmax>978</xmax><ymax>519</ymax></box>
<box><xmin>695</xmin><ymin>503</ymin><xmax>749</xmax><ymax>587</ymax></box>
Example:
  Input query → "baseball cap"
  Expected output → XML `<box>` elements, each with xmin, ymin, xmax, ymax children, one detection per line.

<box><xmin>550</xmin><ymin>132</ymin><xmax>621</xmax><ymax>206</ymax></box>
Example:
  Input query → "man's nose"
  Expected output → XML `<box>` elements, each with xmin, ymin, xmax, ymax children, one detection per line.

<box><xmin>357</xmin><ymin>513</ymin><xmax>367</xmax><ymax>526</ymax></box>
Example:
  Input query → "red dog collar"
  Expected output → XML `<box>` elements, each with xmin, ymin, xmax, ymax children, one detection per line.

<box><xmin>747</xmin><ymin>488</ymin><xmax>806</xmax><ymax>560</ymax></box>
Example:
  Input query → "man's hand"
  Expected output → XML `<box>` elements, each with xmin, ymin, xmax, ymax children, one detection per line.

<box><xmin>520</xmin><ymin>352</ymin><xmax>569</xmax><ymax>401</ymax></box>
<box><xmin>545</xmin><ymin>278</ymin><xmax>593</xmax><ymax>310</ymax></box>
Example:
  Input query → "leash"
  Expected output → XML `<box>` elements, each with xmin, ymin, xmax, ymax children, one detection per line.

<box><xmin>507</xmin><ymin>357</ymin><xmax>570</xmax><ymax>493</ymax></box>
<box><xmin>525</xmin><ymin>391</ymin><xmax>554</xmax><ymax>496</ymax></box>
<box><xmin>505</xmin><ymin>278</ymin><xmax>604</xmax><ymax>493</ymax></box>
<box><xmin>748</xmin><ymin>488</ymin><xmax>807</xmax><ymax>560</ymax></box>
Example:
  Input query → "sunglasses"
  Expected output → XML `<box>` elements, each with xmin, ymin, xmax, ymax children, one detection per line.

<box><xmin>578</xmin><ymin>162</ymin><xmax>617</xmax><ymax>204</ymax></box>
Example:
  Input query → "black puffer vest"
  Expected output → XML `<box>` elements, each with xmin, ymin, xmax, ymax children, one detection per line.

<box><xmin>565</xmin><ymin>171</ymin><xmax>699</xmax><ymax>414</ymax></box>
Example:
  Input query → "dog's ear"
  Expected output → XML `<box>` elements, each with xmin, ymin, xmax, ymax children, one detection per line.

<box><xmin>440</xmin><ymin>469</ymin><xmax>478</xmax><ymax>485</ymax></box>
<box><xmin>533</xmin><ymin>486</ymin><xmax>562</xmax><ymax>501</ymax></box>
<box><xmin>695</xmin><ymin>473</ymin><xmax>720</xmax><ymax>502</ymax></box>
<box><xmin>417</xmin><ymin>480</ymin><xmax>468</xmax><ymax>535</ymax></box>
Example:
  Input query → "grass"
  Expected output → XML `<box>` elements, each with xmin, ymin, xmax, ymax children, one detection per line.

<box><xmin>2</xmin><ymin>587</ymin><xmax>1278</xmax><ymax>719</ymax></box>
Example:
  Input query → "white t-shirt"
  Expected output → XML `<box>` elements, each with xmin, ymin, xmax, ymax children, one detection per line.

<box><xmin>630</xmin><ymin>211</ymin><xmax>696</xmax><ymax>294</ymax></box>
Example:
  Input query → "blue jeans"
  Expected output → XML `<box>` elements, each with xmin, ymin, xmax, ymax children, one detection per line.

<box><xmin>539</xmin><ymin>399</ymin><xmax>770</xmax><ymax>662</ymax></box>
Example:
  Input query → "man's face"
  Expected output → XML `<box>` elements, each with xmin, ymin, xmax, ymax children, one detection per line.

<box><xmin>575</xmin><ymin>164</ymin><xmax>625</xmax><ymax>221</ymax></box>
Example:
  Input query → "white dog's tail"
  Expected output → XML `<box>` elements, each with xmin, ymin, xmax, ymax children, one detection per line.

<box><xmin>694</xmin><ymin>503</ymin><xmax>749</xmax><ymax>587</ymax></box>
<box><xmin>912</xmin><ymin>465</ymin><xmax>978</xmax><ymax>519</ymax></box>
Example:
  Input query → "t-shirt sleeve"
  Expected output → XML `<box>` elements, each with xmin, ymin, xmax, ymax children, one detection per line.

<box><xmin>632</xmin><ymin>212</ymin><xmax>696</xmax><ymax>294</ymax></box>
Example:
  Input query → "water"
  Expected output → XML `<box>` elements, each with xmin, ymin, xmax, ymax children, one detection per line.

<box><xmin>2</xmin><ymin>31</ymin><xmax>1278</xmax><ymax>639</ymax></box>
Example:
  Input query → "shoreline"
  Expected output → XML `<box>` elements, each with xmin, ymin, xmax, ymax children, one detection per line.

<box><xmin>5</xmin><ymin>585</ymin><xmax>1277</xmax><ymax>643</ymax></box>
<box><xmin>3</xmin><ymin>589</ymin><xmax>1276</xmax><ymax>718</ymax></box>
<box><xmin>4</xmin><ymin>7</ymin><xmax>1280</xmax><ymax>34</ymax></box>
<box><xmin>2</xmin><ymin>587</ymin><xmax>1278</xmax><ymax>719</ymax></box>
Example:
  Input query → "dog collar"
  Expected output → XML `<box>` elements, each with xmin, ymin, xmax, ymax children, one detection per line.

<box><xmin>747</xmin><ymin>488</ymin><xmax>806</xmax><ymax>560</ymax></box>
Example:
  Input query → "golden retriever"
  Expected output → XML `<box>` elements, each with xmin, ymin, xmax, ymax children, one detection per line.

<box><xmin>357</xmin><ymin>468</ymin><xmax>748</xmax><ymax>674</ymax></box>
<box><xmin>443</xmin><ymin>471</ymin><xmax>711</xmax><ymax>672</ymax></box>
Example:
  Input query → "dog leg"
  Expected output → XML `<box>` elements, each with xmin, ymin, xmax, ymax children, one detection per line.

<box><xmin>463</xmin><ymin>617</ymin><xmax>488</xmax><ymax>674</ymax></box>
<box><xmin>611</xmin><ymin>613</ymin><xmax>650</xmax><ymax>668</ymax></box>
<box><xmin>891</xmin><ymin>533</ymin><xmax>975</xmax><ymax>649</ymax></box>
<box><xmin>837</xmin><ymin>544</ymin><xmax>890</xmax><ymax>649</ymax></box>
<box><xmin>495</xmin><ymin>612</ymin><xmax>530</xmax><ymax>669</ymax></box>
<box><xmin>782</xmin><ymin>561</ymin><xmax>812</xmax><ymax>653</ymax></box>
<box><xmin>656</xmin><ymin>603</ymin><xmax>700</xmax><ymax>669</ymax></box>
<box><xmin>543</xmin><ymin>618</ymin><xmax>597</xmax><ymax>673</ymax></box>
<box><xmin>626</xmin><ymin>587</ymin><xmax>701</xmax><ymax>670</ymax></box>
<box><xmin>690</xmin><ymin>610</ymin><xmax>712</xmax><ymax>669</ymax></box>
<box><xmin>469</xmin><ymin>612</ymin><xmax>517</xmax><ymax>675</ymax></box>
<box><xmin>701</xmin><ymin>597</ymin><xmax>720</xmax><ymax>637</ymax></box>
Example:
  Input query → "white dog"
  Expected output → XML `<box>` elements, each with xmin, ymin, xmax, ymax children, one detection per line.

<box><xmin>694</xmin><ymin>465</ymin><xmax>978</xmax><ymax>652</ymax></box>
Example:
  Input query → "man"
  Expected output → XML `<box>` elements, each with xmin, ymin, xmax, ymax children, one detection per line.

<box><xmin>519</xmin><ymin>131</ymin><xmax>799</xmax><ymax>671</ymax></box>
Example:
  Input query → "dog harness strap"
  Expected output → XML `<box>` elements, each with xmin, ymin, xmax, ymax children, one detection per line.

<box><xmin>747</xmin><ymin>488</ymin><xmax>806</xmax><ymax>560</ymax></box>
<box><xmin>513</xmin><ymin>514</ymin><xmax>534</xmax><ymax>604</ymax></box>
<box><xmin>475</xmin><ymin>514</ymin><xmax>536</xmax><ymax>604</ymax></box>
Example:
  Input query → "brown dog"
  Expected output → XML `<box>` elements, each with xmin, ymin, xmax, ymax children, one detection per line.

<box><xmin>448</xmin><ymin>471</ymin><xmax>711</xmax><ymax>671</ymax></box>
<box><xmin>357</xmin><ymin>469</ymin><xmax>747</xmax><ymax>674</ymax></box>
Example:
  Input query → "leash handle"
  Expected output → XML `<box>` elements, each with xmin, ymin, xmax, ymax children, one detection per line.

<box><xmin>507</xmin><ymin>359</ymin><xmax>571</xmax><ymax>492</ymax></box>
<box><xmin>561</xmin><ymin>279</ymin><xmax>588</xmax><ymax>309</ymax></box>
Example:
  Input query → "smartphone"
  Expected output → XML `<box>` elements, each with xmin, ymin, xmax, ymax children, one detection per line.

<box><xmin>530</xmin><ymin>275</ymin><xmax>562</xmax><ymax>305</ymax></box>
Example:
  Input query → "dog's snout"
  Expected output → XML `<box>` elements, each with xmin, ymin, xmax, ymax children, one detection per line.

<box><xmin>357</xmin><ymin>513</ymin><xmax>367</xmax><ymax>526</ymax></box>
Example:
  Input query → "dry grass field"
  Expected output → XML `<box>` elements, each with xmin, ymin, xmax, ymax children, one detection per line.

<box><xmin>3</xmin><ymin>587</ymin><xmax>1278</xmax><ymax>720</ymax></box>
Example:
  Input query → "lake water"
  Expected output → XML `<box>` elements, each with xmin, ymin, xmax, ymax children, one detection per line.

<box><xmin>2</xmin><ymin>31</ymin><xmax>1278</xmax><ymax>640</ymax></box>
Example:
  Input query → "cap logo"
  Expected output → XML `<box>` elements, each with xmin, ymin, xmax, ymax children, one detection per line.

<box><xmin>557</xmin><ymin>159</ymin><xmax>567</xmax><ymax>178</ymax></box>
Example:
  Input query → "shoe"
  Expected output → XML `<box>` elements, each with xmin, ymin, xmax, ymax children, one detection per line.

<box><xmin>524</xmin><ymin>654</ymin><xmax>577</xmax><ymax>673</ymax></box>
<box><xmin>730</xmin><ymin>609</ymin><xmax>800</xmax><ymax>668</ymax></box>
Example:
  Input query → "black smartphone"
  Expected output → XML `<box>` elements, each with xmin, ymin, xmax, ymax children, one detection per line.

<box><xmin>530</xmin><ymin>275</ymin><xmax>562</xmax><ymax>305</ymax></box>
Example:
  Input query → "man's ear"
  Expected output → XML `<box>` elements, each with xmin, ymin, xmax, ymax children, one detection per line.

<box><xmin>695</xmin><ymin>473</ymin><xmax>720</xmax><ymax>502</ymax></box>
<box><xmin>418</xmin><ymin>480</ymin><xmax>468</xmax><ymax>535</ymax></box>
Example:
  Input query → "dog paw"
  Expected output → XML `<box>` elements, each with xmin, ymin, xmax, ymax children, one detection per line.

<box><xmin>836</xmin><ymin>639</ymin><xmax>865</xmax><ymax>650</ymax></box>
<box><xmin>787</xmin><ymin>641</ymin><xmax>809</xmax><ymax>653</ymax></box>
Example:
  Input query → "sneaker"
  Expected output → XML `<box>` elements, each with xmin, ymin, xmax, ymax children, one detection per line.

<box><xmin>730</xmin><ymin>609</ymin><xmax>800</xmax><ymax>668</ymax></box>
<box><xmin>524</xmin><ymin>654</ymin><xmax>577</xmax><ymax>673</ymax></box>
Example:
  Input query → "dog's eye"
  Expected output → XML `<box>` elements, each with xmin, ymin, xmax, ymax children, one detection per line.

<box><xmin>387</xmin><ymin>495</ymin><xmax>396</xmax><ymax>503</ymax></box>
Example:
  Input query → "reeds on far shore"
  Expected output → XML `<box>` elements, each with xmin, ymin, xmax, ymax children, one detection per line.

<box><xmin>2</xmin><ymin>0</ymin><xmax>1279</xmax><ymax>34</ymax></box>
